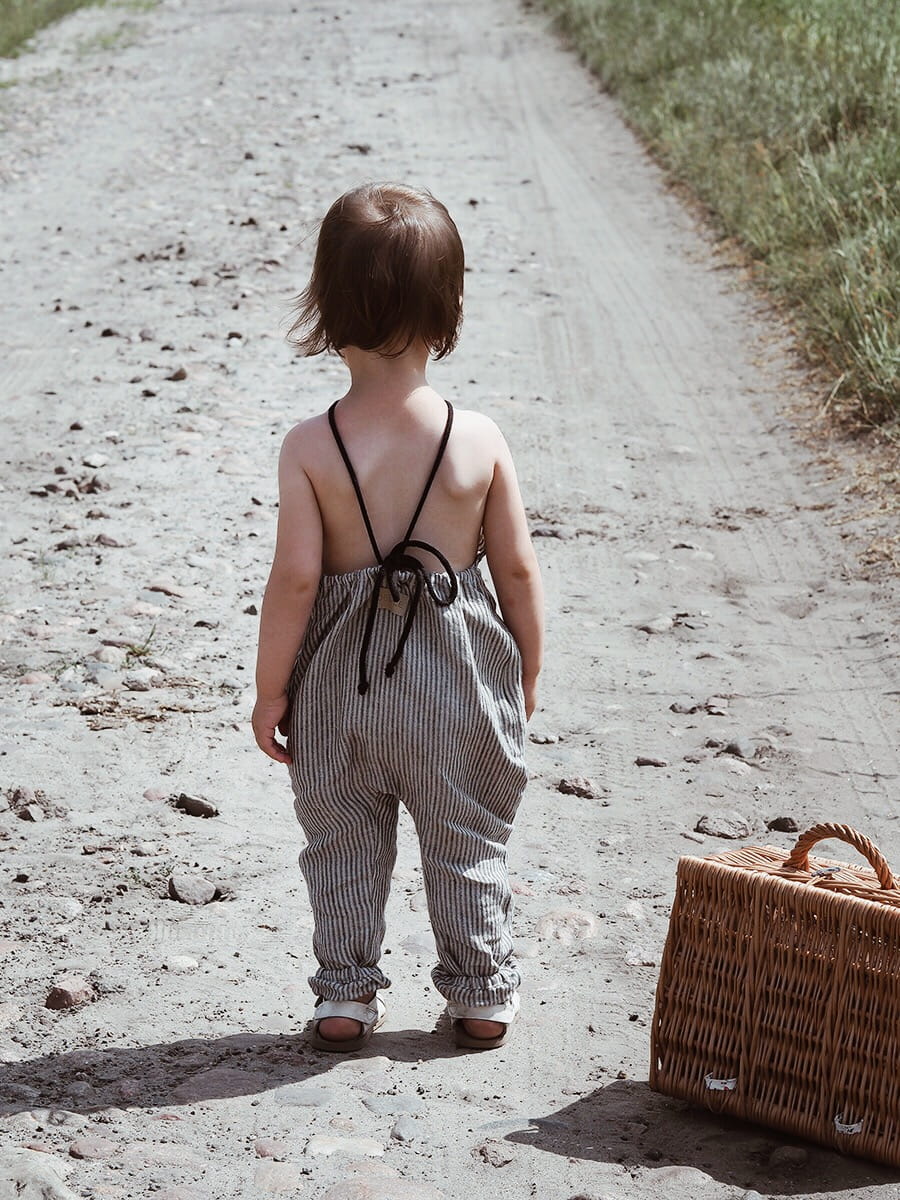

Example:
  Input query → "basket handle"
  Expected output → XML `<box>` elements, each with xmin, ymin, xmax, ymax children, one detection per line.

<box><xmin>783</xmin><ymin>822</ymin><xmax>896</xmax><ymax>890</ymax></box>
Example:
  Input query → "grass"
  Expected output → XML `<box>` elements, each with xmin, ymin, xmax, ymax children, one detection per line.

<box><xmin>542</xmin><ymin>0</ymin><xmax>900</xmax><ymax>427</ymax></box>
<box><xmin>0</xmin><ymin>0</ymin><xmax>101</xmax><ymax>56</ymax></box>
<box><xmin>0</xmin><ymin>0</ymin><xmax>152</xmax><ymax>58</ymax></box>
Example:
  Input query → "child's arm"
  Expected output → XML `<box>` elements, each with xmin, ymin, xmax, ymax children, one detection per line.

<box><xmin>482</xmin><ymin>430</ymin><xmax>544</xmax><ymax>719</ymax></box>
<box><xmin>252</xmin><ymin>429</ymin><xmax>323</xmax><ymax>764</ymax></box>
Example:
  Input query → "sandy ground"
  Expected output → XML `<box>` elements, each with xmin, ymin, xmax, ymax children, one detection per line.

<box><xmin>1</xmin><ymin>1</ymin><xmax>899</xmax><ymax>1198</ymax></box>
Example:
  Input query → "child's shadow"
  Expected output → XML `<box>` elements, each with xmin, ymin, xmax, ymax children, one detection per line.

<box><xmin>1</xmin><ymin>1026</ymin><xmax>459</xmax><ymax>1116</ymax></box>
<box><xmin>506</xmin><ymin>1080</ymin><xmax>900</xmax><ymax>1196</ymax></box>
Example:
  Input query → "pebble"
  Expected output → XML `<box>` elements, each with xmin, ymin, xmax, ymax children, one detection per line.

<box><xmin>45</xmin><ymin>976</ymin><xmax>95</xmax><ymax>1010</ymax></box>
<box><xmin>361</xmin><ymin>1095</ymin><xmax>425</xmax><ymax>1118</ymax></box>
<box><xmin>68</xmin><ymin>1136</ymin><xmax>115</xmax><ymax>1160</ymax></box>
<box><xmin>534</xmin><ymin>908</ymin><xmax>598</xmax><ymax>944</ymax></box>
<box><xmin>725</xmin><ymin>737</ymin><xmax>756</xmax><ymax>760</ymax></box>
<box><xmin>0</xmin><ymin>1151</ymin><xmax>80</xmax><ymax>1200</ymax></box>
<box><xmin>143</xmin><ymin>787</ymin><xmax>168</xmax><ymax>802</ymax></box>
<box><xmin>18</xmin><ymin>804</ymin><xmax>45</xmax><ymax>822</ymax></box>
<box><xmin>767</xmin><ymin>816</ymin><xmax>799</xmax><ymax>833</ymax></box>
<box><xmin>694</xmin><ymin>811</ymin><xmax>752</xmax><ymax>839</ymax></box>
<box><xmin>274</xmin><ymin>1083</ymin><xmax>336</xmax><ymax>1107</ymax></box>
<box><xmin>19</xmin><ymin>672</ymin><xmax>53</xmax><ymax>685</ymax></box>
<box><xmin>390</xmin><ymin>1117</ymin><xmax>418</xmax><ymax>1143</ymax></box>
<box><xmin>93</xmin><ymin>645</ymin><xmax>127</xmax><ymax>665</ymax></box>
<box><xmin>557</xmin><ymin>777</ymin><xmax>605</xmax><ymax>799</ymax></box>
<box><xmin>162</xmin><ymin>955</ymin><xmax>199</xmax><ymax>974</ymax></box>
<box><xmin>171</xmin><ymin>1066</ymin><xmax>270</xmax><ymax>1103</ymax></box>
<box><xmin>123</xmin><ymin>668</ymin><xmax>161</xmax><ymax>690</ymax></box>
<box><xmin>636</xmin><ymin>614</ymin><xmax>673</xmax><ymax>634</ymax></box>
<box><xmin>321</xmin><ymin>1181</ymin><xmax>444</xmax><ymax>1200</ymax></box>
<box><xmin>174</xmin><ymin>793</ymin><xmax>220</xmax><ymax>818</ymax></box>
<box><xmin>624</xmin><ymin>944</ymin><xmax>659</xmax><ymax>967</ymax></box>
<box><xmin>635</xmin><ymin>755</ymin><xmax>668</xmax><ymax>767</ymax></box>
<box><xmin>255</xmin><ymin>1160</ymin><xmax>306</xmax><ymax>1193</ymax></box>
<box><xmin>306</xmin><ymin>1135</ymin><xmax>384</xmax><ymax>1158</ymax></box>
<box><xmin>768</xmin><ymin>1145</ymin><xmax>808</xmax><ymax>1169</ymax></box>
<box><xmin>0</xmin><ymin>1001</ymin><xmax>22</xmax><ymax>1028</ymax></box>
<box><xmin>474</xmin><ymin>1139</ymin><xmax>515</xmax><ymax>1167</ymax></box>
<box><xmin>254</xmin><ymin>1139</ymin><xmax>288</xmax><ymax>1159</ymax></box>
<box><xmin>167</xmin><ymin>871</ymin><xmax>217</xmax><ymax>905</ymax></box>
<box><xmin>651</xmin><ymin>1166</ymin><xmax>714</xmax><ymax>1186</ymax></box>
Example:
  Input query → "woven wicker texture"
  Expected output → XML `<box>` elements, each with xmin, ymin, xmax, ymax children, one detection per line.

<box><xmin>650</xmin><ymin>824</ymin><xmax>900</xmax><ymax>1167</ymax></box>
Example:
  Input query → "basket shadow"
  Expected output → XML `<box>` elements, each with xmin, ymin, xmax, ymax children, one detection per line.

<box><xmin>505</xmin><ymin>1080</ymin><xmax>900</xmax><ymax>1196</ymax></box>
<box><xmin>0</xmin><ymin>1027</ymin><xmax>459</xmax><ymax>1116</ymax></box>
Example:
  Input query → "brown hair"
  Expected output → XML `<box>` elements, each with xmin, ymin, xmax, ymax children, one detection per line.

<box><xmin>288</xmin><ymin>183</ymin><xmax>464</xmax><ymax>359</ymax></box>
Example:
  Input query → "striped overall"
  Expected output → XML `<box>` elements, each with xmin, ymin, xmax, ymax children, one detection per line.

<box><xmin>287</xmin><ymin>401</ymin><xmax>528</xmax><ymax>1007</ymax></box>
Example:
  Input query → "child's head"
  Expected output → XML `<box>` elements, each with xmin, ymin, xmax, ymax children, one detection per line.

<box><xmin>289</xmin><ymin>183</ymin><xmax>464</xmax><ymax>360</ymax></box>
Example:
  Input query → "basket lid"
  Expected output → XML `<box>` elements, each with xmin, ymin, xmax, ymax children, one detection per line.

<box><xmin>703</xmin><ymin>822</ymin><xmax>900</xmax><ymax>909</ymax></box>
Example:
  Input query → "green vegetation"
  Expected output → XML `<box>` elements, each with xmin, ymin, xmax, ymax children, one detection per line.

<box><xmin>544</xmin><ymin>0</ymin><xmax>900</xmax><ymax>425</ymax></box>
<box><xmin>0</xmin><ymin>0</ymin><xmax>101</xmax><ymax>56</ymax></box>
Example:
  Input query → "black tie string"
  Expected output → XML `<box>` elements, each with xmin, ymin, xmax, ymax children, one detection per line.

<box><xmin>327</xmin><ymin>400</ymin><xmax>459</xmax><ymax>695</ymax></box>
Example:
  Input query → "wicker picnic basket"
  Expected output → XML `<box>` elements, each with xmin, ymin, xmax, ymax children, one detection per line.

<box><xmin>650</xmin><ymin>822</ymin><xmax>900</xmax><ymax>1166</ymax></box>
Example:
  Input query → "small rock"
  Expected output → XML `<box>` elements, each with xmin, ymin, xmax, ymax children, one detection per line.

<box><xmin>624</xmin><ymin>944</ymin><xmax>659</xmax><ymax>967</ymax></box>
<box><xmin>305</xmin><ymin>1134</ymin><xmax>384</xmax><ymax>1158</ymax></box>
<box><xmin>768</xmin><ymin>1145</ymin><xmax>808</xmax><ymax>1170</ymax></box>
<box><xmin>635</xmin><ymin>755</ymin><xmax>668</xmax><ymax>768</ymax></box>
<box><xmin>166</xmin><ymin>367</ymin><xmax>188</xmax><ymax>381</ymax></box>
<box><xmin>557</xmin><ymin>777</ymin><xmax>604</xmax><ymax>799</ymax></box>
<box><xmin>82</xmin><ymin>454</ymin><xmax>109</xmax><ymax>470</ymax></box>
<box><xmin>474</xmin><ymin>1139</ymin><xmax>514</xmax><ymax>1167</ymax></box>
<box><xmin>243</xmin><ymin>603</ymin><xmax>259</xmax><ymax>615</ymax></box>
<box><xmin>390</xmin><ymin>1116</ymin><xmax>418</xmax><ymax>1143</ymax></box>
<box><xmin>254</xmin><ymin>1138</ymin><xmax>288</xmax><ymax>1159</ymax></box>
<box><xmin>274</xmin><ymin>1084</ymin><xmax>336</xmax><ymax>1107</ymax></box>
<box><xmin>171</xmin><ymin>1066</ymin><xmax>269</xmax><ymax>1103</ymax></box>
<box><xmin>45</xmin><ymin>976</ymin><xmax>95</xmax><ymax>1010</ymax></box>
<box><xmin>68</xmin><ymin>1136</ymin><xmax>115</xmax><ymax>1160</ymax></box>
<box><xmin>167</xmin><ymin>871</ymin><xmax>217</xmax><ymax>905</ymax></box>
<box><xmin>0</xmin><ymin>1151</ymin><xmax>81</xmax><ymax>1200</ymax></box>
<box><xmin>162</xmin><ymin>955</ymin><xmax>199</xmax><ymax>974</ymax></box>
<box><xmin>529</xmin><ymin>732</ymin><xmax>558</xmax><ymax>744</ymax></box>
<box><xmin>670</xmin><ymin>699</ymin><xmax>700</xmax><ymax>714</ymax></box>
<box><xmin>636</xmin><ymin>615</ymin><xmax>673</xmax><ymax>635</ymax></box>
<box><xmin>174</xmin><ymin>792</ymin><xmax>219</xmax><ymax>818</ymax></box>
<box><xmin>767</xmin><ymin>816</ymin><xmax>799</xmax><ymax>833</ymax></box>
<box><xmin>18</xmin><ymin>805</ymin><xmax>45</xmax><ymax>822</ymax></box>
<box><xmin>93</xmin><ymin>645</ymin><xmax>126</xmax><ymax>666</ymax></box>
<box><xmin>320</xmin><ymin>1180</ymin><xmax>443</xmax><ymax>1200</ymax></box>
<box><xmin>255</xmin><ymin>1161</ymin><xmax>307</xmax><ymax>1193</ymax></box>
<box><xmin>534</xmin><ymin>909</ymin><xmax>598</xmax><ymax>944</ymax></box>
<box><xmin>143</xmin><ymin>787</ymin><xmax>168</xmax><ymax>802</ymax></box>
<box><xmin>19</xmin><ymin>672</ymin><xmax>52</xmax><ymax>685</ymax></box>
<box><xmin>724</xmin><ymin>737</ymin><xmax>755</xmax><ymax>760</ymax></box>
<box><xmin>695</xmin><ymin>811</ymin><xmax>752</xmax><ymax>840</ymax></box>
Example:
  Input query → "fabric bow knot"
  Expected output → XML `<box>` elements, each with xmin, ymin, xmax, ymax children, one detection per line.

<box><xmin>357</xmin><ymin>539</ymin><xmax>459</xmax><ymax>695</ymax></box>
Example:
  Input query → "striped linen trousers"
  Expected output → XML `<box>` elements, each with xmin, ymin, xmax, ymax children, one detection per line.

<box><xmin>287</xmin><ymin>562</ymin><xmax>528</xmax><ymax>1007</ymax></box>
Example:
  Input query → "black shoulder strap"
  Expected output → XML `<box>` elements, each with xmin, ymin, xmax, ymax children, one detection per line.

<box><xmin>402</xmin><ymin>400</ymin><xmax>454</xmax><ymax>543</ymax></box>
<box><xmin>328</xmin><ymin>399</ymin><xmax>455</xmax><ymax>560</ymax></box>
<box><xmin>328</xmin><ymin>401</ymin><xmax>382</xmax><ymax>564</ymax></box>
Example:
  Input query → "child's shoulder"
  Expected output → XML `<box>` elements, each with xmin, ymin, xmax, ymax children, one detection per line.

<box><xmin>280</xmin><ymin>411</ymin><xmax>332</xmax><ymax>462</ymax></box>
<box><xmin>451</xmin><ymin>406</ymin><xmax>506</xmax><ymax>447</ymax></box>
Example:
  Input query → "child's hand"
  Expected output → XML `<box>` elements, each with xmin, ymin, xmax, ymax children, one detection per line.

<box><xmin>252</xmin><ymin>694</ymin><xmax>292</xmax><ymax>765</ymax></box>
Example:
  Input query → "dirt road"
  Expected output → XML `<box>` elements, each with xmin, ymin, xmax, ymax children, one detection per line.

<box><xmin>1</xmin><ymin>1</ymin><xmax>898</xmax><ymax>1198</ymax></box>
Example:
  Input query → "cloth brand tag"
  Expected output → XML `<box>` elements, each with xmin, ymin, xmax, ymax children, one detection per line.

<box><xmin>378</xmin><ymin>586</ymin><xmax>409</xmax><ymax>616</ymax></box>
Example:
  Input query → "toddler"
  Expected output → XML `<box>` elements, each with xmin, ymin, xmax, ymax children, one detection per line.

<box><xmin>252</xmin><ymin>183</ymin><xmax>543</xmax><ymax>1051</ymax></box>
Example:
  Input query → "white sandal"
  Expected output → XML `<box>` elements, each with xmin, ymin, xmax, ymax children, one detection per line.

<box><xmin>447</xmin><ymin>993</ymin><xmax>520</xmax><ymax>1050</ymax></box>
<box><xmin>308</xmin><ymin>994</ymin><xmax>386</xmax><ymax>1052</ymax></box>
